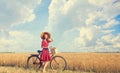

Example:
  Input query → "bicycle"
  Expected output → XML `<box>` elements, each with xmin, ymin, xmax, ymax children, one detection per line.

<box><xmin>26</xmin><ymin>46</ymin><xmax>67</xmax><ymax>71</ymax></box>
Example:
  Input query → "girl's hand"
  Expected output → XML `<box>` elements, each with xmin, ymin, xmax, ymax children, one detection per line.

<box><xmin>48</xmin><ymin>38</ymin><xmax>53</xmax><ymax>42</ymax></box>
<box><xmin>51</xmin><ymin>38</ymin><xmax>53</xmax><ymax>41</ymax></box>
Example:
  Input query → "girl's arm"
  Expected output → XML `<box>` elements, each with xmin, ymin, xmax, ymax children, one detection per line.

<box><xmin>47</xmin><ymin>38</ymin><xmax>53</xmax><ymax>42</ymax></box>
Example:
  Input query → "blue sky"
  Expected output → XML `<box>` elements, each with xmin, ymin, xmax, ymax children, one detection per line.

<box><xmin>11</xmin><ymin>0</ymin><xmax>50</xmax><ymax>34</ymax></box>
<box><xmin>0</xmin><ymin>0</ymin><xmax>120</xmax><ymax>52</ymax></box>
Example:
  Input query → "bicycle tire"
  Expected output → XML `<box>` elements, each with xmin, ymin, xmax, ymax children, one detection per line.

<box><xmin>27</xmin><ymin>55</ymin><xmax>41</xmax><ymax>70</ymax></box>
<box><xmin>50</xmin><ymin>56</ymin><xmax>67</xmax><ymax>71</ymax></box>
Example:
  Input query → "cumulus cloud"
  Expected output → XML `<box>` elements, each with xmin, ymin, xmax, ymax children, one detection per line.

<box><xmin>75</xmin><ymin>27</ymin><xmax>93</xmax><ymax>47</ymax></box>
<box><xmin>45</xmin><ymin>0</ymin><xmax>91</xmax><ymax>32</ymax></box>
<box><xmin>95</xmin><ymin>33</ymin><xmax>120</xmax><ymax>52</ymax></box>
<box><xmin>0</xmin><ymin>0</ymin><xmax>41</xmax><ymax>52</ymax></box>
<box><xmin>103</xmin><ymin>19</ymin><xmax>119</xmax><ymax>28</ymax></box>
<box><xmin>45</xmin><ymin>0</ymin><xmax>120</xmax><ymax>52</ymax></box>
<box><xmin>0</xmin><ymin>0</ymin><xmax>41</xmax><ymax>29</ymax></box>
<box><xmin>88</xmin><ymin>0</ymin><xmax>113</xmax><ymax>6</ymax></box>
<box><xmin>0</xmin><ymin>30</ymin><xmax>38</xmax><ymax>52</ymax></box>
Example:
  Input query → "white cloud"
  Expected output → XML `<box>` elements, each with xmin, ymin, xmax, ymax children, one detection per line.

<box><xmin>95</xmin><ymin>34</ymin><xmax>120</xmax><ymax>52</ymax></box>
<box><xmin>103</xmin><ymin>19</ymin><xmax>119</xmax><ymax>28</ymax></box>
<box><xmin>88</xmin><ymin>0</ymin><xmax>114</xmax><ymax>6</ymax></box>
<box><xmin>74</xmin><ymin>27</ymin><xmax>93</xmax><ymax>46</ymax></box>
<box><xmin>101</xmin><ymin>34</ymin><xmax>113</xmax><ymax>42</ymax></box>
<box><xmin>45</xmin><ymin>0</ymin><xmax>120</xmax><ymax>52</ymax></box>
<box><xmin>0</xmin><ymin>0</ymin><xmax>41</xmax><ymax>29</ymax></box>
<box><xmin>87</xmin><ymin>0</ymin><xmax>120</xmax><ymax>26</ymax></box>
<box><xmin>0</xmin><ymin>30</ymin><xmax>38</xmax><ymax>52</ymax></box>
<box><xmin>0</xmin><ymin>0</ymin><xmax>42</xmax><ymax>52</ymax></box>
<box><xmin>45</xmin><ymin>0</ymin><xmax>91</xmax><ymax>32</ymax></box>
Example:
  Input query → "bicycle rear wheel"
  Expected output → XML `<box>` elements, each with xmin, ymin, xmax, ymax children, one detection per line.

<box><xmin>27</xmin><ymin>55</ymin><xmax>41</xmax><ymax>70</ymax></box>
<box><xmin>50</xmin><ymin>56</ymin><xmax>67</xmax><ymax>71</ymax></box>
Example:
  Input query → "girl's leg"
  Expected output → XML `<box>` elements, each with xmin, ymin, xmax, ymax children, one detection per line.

<box><xmin>42</xmin><ymin>62</ymin><xmax>45</xmax><ymax>68</ymax></box>
<box><xmin>43</xmin><ymin>61</ymin><xmax>49</xmax><ymax>72</ymax></box>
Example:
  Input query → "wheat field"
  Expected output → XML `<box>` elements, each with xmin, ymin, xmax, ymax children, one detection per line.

<box><xmin>0</xmin><ymin>52</ymin><xmax>120</xmax><ymax>73</ymax></box>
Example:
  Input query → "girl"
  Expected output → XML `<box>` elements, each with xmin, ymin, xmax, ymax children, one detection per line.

<box><xmin>40</xmin><ymin>32</ymin><xmax>53</xmax><ymax>72</ymax></box>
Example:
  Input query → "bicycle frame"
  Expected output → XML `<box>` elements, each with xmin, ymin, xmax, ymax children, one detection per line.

<box><xmin>36</xmin><ymin>47</ymin><xmax>59</xmax><ymax>65</ymax></box>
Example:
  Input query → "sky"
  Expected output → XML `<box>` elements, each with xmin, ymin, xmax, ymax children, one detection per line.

<box><xmin>0</xmin><ymin>0</ymin><xmax>120</xmax><ymax>52</ymax></box>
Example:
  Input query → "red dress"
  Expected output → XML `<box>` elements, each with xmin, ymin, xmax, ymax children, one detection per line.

<box><xmin>40</xmin><ymin>40</ymin><xmax>51</xmax><ymax>61</ymax></box>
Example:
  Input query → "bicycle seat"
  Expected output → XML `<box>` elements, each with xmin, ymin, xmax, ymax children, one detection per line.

<box><xmin>37</xmin><ymin>50</ymin><xmax>42</xmax><ymax>53</ymax></box>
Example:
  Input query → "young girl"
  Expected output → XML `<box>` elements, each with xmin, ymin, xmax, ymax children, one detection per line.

<box><xmin>40</xmin><ymin>32</ymin><xmax>53</xmax><ymax>72</ymax></box>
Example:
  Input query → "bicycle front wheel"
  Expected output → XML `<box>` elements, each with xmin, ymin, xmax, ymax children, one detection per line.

<box><xmin>27</xmin><ymin>55</ymin><xmax>41</xmax><ymax>70</ymax></box>
<box><xmin>50</xmin><ymin>56</ymin><xmax>67</xmax><ymax>71</ymax></box>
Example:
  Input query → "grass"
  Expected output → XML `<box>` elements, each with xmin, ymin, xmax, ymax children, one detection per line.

<box><xmin>0</xmin><ymin>52</ymin><xmax>120</xmax><ymax>73</ymax></box>
<box><xmin>0</xmin><ymin>66</ymin><xmax>92</xmax><ymax>73</ymax></box>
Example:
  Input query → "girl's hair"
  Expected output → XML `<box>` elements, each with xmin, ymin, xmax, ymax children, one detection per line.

<box><xmin>40</xmin><ymin>32</ymin><xmax>51</xmax><ymax>39</ymax></box>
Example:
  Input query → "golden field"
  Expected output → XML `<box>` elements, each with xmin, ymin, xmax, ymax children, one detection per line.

<box><xmin>0</xmin><ymin>52</ymin><xmax>120</xmax><ymax>73</ymax></box>
<box><xmin>0</xmin><ymin>66</ymin><xmax>91</xmax><ymax>73</ymax></box>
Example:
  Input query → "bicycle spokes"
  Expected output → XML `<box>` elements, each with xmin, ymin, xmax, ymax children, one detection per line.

<box><xmin>27</xmin><ymin>55</ymin><xmax>40</xmax><ymax>70</ymax></box>
<box><xmin>50</xmin><ymin>56</ymin><xmax>67</xmax><ymax>71</ymax></box>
